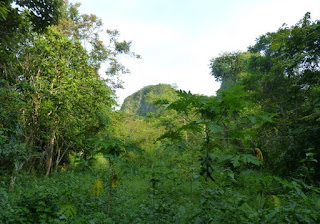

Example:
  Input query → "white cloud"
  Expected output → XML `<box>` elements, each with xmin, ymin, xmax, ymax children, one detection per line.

<box><xmin>103</xmin><ymin>19</ymin><xmax>187</xmax><ymax>45</ymax></box>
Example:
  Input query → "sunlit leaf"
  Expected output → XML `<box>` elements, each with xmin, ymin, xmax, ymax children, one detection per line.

<box><xmin>270</xmin><ymin>195</ymin><xmax>281</xmax><ymax>208</ymax></box>
<box><xmin>253</xmin><ymin>148</ymin><xmax>263</xmax><ymax>162</ymax></box>
<box><xmin>92</xmin><ymin>178</ymin><xmax>103</xmax><ymax>197</ymax></box>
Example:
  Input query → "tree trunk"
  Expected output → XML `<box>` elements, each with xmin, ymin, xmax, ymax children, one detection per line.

<box><xmin>45</xmin><ymin>130</ymin><xmax>56</xmax><ymax>176</ymax></box>
<box><xmin>107</xmin><ymin>159</ymin><xmax>114</xmax><ymax>217</ymax></box>
<box><xmin>8</xmin><ymin>162</ymin><xmax>24</xmax><ymax>192</ymax></box>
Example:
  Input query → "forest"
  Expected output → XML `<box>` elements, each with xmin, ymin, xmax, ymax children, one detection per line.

<box><xmin>1</xmin><ymin>0</ymin><xmax>320</xmax><ymax>223</ymax></box>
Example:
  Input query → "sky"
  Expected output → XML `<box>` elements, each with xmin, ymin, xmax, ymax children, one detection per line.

<box><xmin>70</xmin><ymin>0</ymin><xmax>320</xmax><ymax>106</ymax></box>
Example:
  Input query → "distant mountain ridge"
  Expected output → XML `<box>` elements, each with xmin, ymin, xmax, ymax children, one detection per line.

<box><xmin>120</xmin><ymin>84</ymin><xmax>178</xmax><ymax>116</ymax></box>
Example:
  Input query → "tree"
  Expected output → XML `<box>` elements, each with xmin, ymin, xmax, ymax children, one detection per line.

<box><xmin>209</xmin><ymin>52</ymin><xmax>251</xmax><ymax>90</ymax></box>
<box><xmin>1</xmin><ymin>0</ymin><xmax>140</xmax><ymax>179</ymax></box>
<box><xmin>0</xmin><ymin>0</ymin><xmax>64</xmax><ymax>79</ymax></box>
<box><xmin>0</xmin><ymin>0</ymin><xmax>65</xmax><ymax>183</ymax></box>
<box><xmin>210</xmin><ymin>13</ymin><xmax>320</xmax><ymax>180</ymax></box>
<box><xmin>0</xmin><ymin>27</ymin><xmax>115</xmax><ymax>177</ymax></box>
<box><xmin>54</xmin><ymin>2</ymin><xmax>140</xmax><ymax>89</ymax></box>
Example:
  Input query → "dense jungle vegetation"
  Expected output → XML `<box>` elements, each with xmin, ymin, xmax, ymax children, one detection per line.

<box><xmin>1</xmin><ymin>1</ymin><xmax>320</xmax><ymax>223</ymax></box>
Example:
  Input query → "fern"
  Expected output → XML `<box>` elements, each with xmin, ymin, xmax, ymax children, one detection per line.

<box><xmin>92</xmin><ymin>178</ymin><xmax>104</xmax><ymax>197</ymax></box>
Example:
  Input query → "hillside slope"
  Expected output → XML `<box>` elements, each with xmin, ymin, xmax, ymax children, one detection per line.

<box><xmin>121</xmin><ymin>84</ymin><xmax>177</xmax><ymax>116</ymax></box>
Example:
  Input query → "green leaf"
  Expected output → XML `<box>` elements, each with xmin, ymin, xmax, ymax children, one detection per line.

<box><xmin>259</xmin><ymin>114</ymin><xmax>273</xmax><ymax>122</ymax></box>
<box><xmin>242</xmin><ymin>154</ymin><xmax>261</xmax><ymax>166</ymax></box>
<box><xmin>60</xmin><ymin>203</ymin><xmax>77</xmax><ymax>218</ymax></box>
<box><xmin>112</xmin><ymin>174</ymin><xmax>120</xmax><ymax>188</ymax></box>
<box><xmin>178</xmin><ymin>205</ymin><xmax>186</xmax><ymax>216</ymax></box>
<box><xmin>239</xmin><ymin>203</ymin><xmax>255</xmax><ymax>217</ymax></box>
<box><xmin>228</xmin><ymin>171</ymin><xmax>235</xmax><ymax>179</ymax></box>
<box><xmin>231</xmin><ymin>156</ymin><xmax>240</xmax><ymax>167</ymax></box>
<box><xmin>306</xmin><ymin>152</ymin><xmax>316</xmax><ymax>157</ymax></box>
<box><xmin>208</xmin><ymin>123</ymin><xmax>224</xmax><ymax>133</ymax></box>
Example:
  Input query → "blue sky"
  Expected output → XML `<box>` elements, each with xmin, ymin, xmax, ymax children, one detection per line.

<box><xmin>70</xmin><ymin>0</ymin><xmax>320</xmax><ymax>106</ymax></box>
